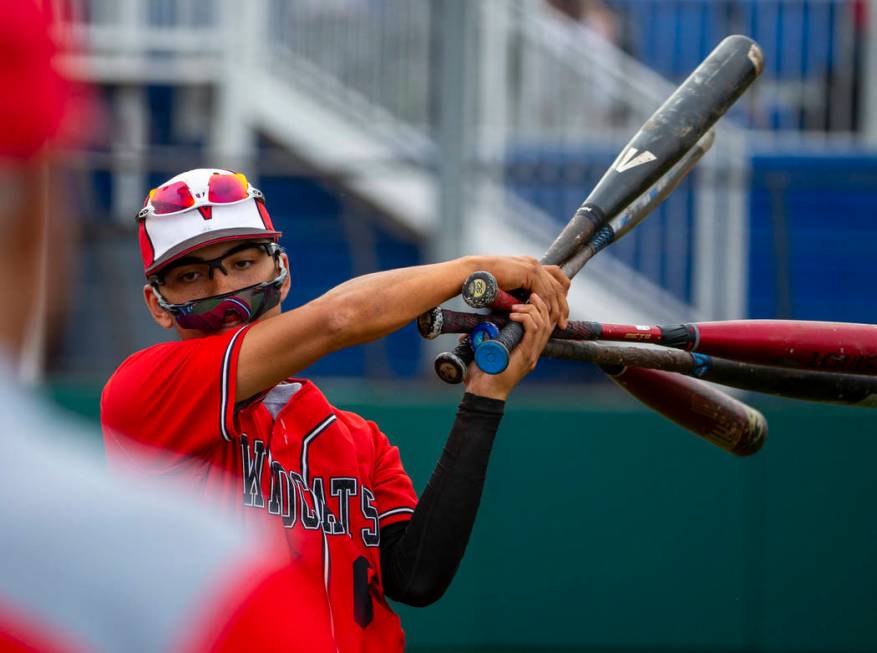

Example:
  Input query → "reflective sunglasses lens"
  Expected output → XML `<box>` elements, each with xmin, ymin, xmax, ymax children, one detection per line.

<box><xmin>175</xmin><ymin>295</ymin><xmax>253</xmax><ymax>331</ymax></box>
<box><xmin>150</xmin><ymin>181</ymin><xmax>195</xmax><ymax>215</ymax></box>
<box><xmin>171</xmin><ymin>280</ymin><xmax>280</xmax><ymax>331</ymax></box>
<box><xmin>208</xmin><ymin>173</ymin><xmax>249</xmax><ymax>204</ymax></box>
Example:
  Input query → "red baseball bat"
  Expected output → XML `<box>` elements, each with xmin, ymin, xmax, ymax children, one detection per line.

<box><xmin>677</xmin><ymin>320</ymin><xmax>877</xmax><ymax>374</ymax></box>
<box><xmin>423</xmin><ymin>308</ymin><xmax>877</xmax><ymax>375</ymax></box>
<box><xmin>603</xmin><ymin>365</ymin><xmax>766</xmax><ymax>456</ymax></box>
<box><xmin>423</xmin><ymin>317</ymin><xmax>768</xmax><ymax>454</ymax></box>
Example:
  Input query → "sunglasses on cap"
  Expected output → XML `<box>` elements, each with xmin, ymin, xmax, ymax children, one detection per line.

<box><xmin>138</xmin><ymin>172</ymin><xmax>264</xmax><ymax>220</ymax></box>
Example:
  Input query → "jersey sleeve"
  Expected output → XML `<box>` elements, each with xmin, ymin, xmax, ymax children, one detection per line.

<box><xmin>333</xmin><ymin>409</ymin><xmax>417</xmax><ymax>527</ymax></box>
<box><xmin>366</xmin><ymin>419</ymin><xmax>418</xmax><ymax>528</ymax></box>
<box><xmin>100</xmin><ymin>326</ymin><xmax>251</xmax><ymax>468</ymax></box>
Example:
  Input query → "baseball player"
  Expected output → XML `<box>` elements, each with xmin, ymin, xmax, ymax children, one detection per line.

<box><xmin>101</xmin><ymin>167</ymin><xmax>569</xmax><ymax>652</ymax></box>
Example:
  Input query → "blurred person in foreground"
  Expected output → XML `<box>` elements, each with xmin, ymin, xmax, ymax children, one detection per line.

<box><xmin>0</xmin><ymin>3</ymin><xmax>333</xmax><ymax>651</ymax></box>
<box><xmin>100</xmin><ymin>131</ymin><xmax>569</xmax><ymax>653</ymax></box>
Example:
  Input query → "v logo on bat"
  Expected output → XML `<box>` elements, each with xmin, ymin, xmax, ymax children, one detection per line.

<box><xmin>615</xmin><ymin>147</ymin><xmax>657</xmax><ymax>173</ymax></box>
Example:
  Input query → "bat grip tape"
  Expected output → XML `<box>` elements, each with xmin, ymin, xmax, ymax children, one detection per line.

<box><xmin>659</xmin><ymin>324</ymin><xmax>697</xmax><ymax>350</ymax></box>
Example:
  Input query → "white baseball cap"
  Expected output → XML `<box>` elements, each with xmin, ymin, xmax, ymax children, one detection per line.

<box><xmin>137</xmin><ymin>168</ymin><xmax>281</xmax><ymax>277</ymax></box>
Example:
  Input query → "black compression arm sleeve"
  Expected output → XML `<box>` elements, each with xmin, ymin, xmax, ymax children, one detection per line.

<box><xmin>380</xmin><ymin>392</ymin><xmax>504</xmax><ymax>607</ymax></box>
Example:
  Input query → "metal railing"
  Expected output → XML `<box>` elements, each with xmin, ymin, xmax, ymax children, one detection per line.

<box><xmin>51</xmin><ymin>0</ymin><xmax>220</xmax><ymax>52</ymax></box>
<box><xmin>266</xmin><ymin>0</ymin><xmax>435</xmax><ymax>136</ymax></box>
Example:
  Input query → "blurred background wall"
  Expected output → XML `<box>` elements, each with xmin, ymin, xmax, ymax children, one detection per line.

<box><xmin>44</xmin><ymin>1</ymin><xmax>877</xmax><ymax>651</ymax></box>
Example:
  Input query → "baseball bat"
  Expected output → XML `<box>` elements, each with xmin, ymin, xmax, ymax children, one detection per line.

<box><xmin>425</xmin><ymin>317</ymin><xmax>768</xmax><ymax>456</ymax></box>
<box><xmin>476</xmin><ymin>35</ymin><xmax>763</xmax><ymax>375</ymax></box>
<box><xmin>672</xmin><ymin>320</ymin><xmax>877</xmax><ymax>374</ymax></box>
<box><xmin>542</xmin><ymin>340</ymin><xmax>877</xmax><ymax>406</ymax></box>
<box><xmin>602</xmin><ymin>365</ymin><xmax>766</xmax><ymax>456</ymax></box>
<box><xmin>462</xmin><ymin>130</ymin><xmax>716</xmax><ymax>311</ymax></box>
<box><xmin>423</xmin><ymin>309</ymin><xmax>877</xmax><ymax>375</ymax></box>
<box><xmin>437</xmin><ymin>128</ymin><xmax>714</xmax><ymax>380</ymax></box>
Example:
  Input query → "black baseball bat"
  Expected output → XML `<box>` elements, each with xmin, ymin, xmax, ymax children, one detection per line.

<box><xmin>461</xmin><ymin>131</ymin><xmax>716</xmax><ymax>311</ymax></box>
<box><xmin>542</xmin><ymin>340</ymin><xmax>877</xmax><ymax>406</ymax></box>
<box><xmin>435</xmin><ymin>129</ymin><xmax>715</xmax><ymax>382</ymax></box>
<box><xmin>475</xmin><ymin>35</ymin><xmax>763</xmax><ymax>375</ymax></box>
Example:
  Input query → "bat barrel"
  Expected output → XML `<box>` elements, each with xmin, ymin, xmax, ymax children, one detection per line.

<box><xmin>546</xmin><ymin>36</ymin><xmax>762</xmax><ymax>268</ymax></box>
<box><xmin>682</xmin><ymin>320</ymin><xmax>877</xmax><ymax>374</ymax></box>
<box><xmin>704</xmin><ymin>357</ymin><xmax>877</xmax><ymax>405</ymax></box>
<box><xmin>562</xmin><ymin>129</ymin><xmax>717</xmax><ymax>279</ymax></box>
<box><xmin>544</xmin><ymin>338</ymin><xmax>877</xmax><ymax>407</ymax></box>
<box><xmin>604</xmin><ymin>365</ymin><xmax>767</xmax><ymax>456</ymax></box>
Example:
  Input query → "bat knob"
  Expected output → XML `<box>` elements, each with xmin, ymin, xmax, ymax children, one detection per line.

<box><xmin>474</xmin><ymin>340</ymin><xmax>510</xmax><ymax>375</ymax></box>
<box><xmin>434</xmin><ymin>351</ymin><xmax>468</xmax><ymax>384</ymax></box>
<box><xmin>469</xmin><ymin>321</ymin><xmax>500</xmax><ymax>349</ymax></box>
<box><xmin>461</xmin><ymin>271</ymin><xmax>499</xmax><ymax>309</ymax></box>
<box><xmin>417</xmin><ymin>307</ymin><xmax>444</xmax><ymax>339</ymax></box>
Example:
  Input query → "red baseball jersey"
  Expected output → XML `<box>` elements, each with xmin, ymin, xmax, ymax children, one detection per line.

<box><xmin>101</xmin><ymin>326</ymin><xmax>418</xmax><ymax>653</ymax></box>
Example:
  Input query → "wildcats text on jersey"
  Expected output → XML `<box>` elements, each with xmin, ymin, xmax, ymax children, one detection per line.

<box><xmin>240</xmin><ymin>435</ymin><xmax>382</xmax><ymax>546</ymax></box>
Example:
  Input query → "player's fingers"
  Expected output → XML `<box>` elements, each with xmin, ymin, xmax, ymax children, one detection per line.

<box><xmin>539</xmin><ymin>269</ymin><xmax>568</xmax><ymax>329</ymax></box>
<box><xmin>508</xmin><ymin>307</ymin><xmax>540</xmax><ymax>331</ymax></box>
<box><xmin>547</xmin><ymin>276</ymin><xmax>563</xmax><ymax>321</ymax></box>
<box><xmin>511</xmin><ymin>296</ymin><xmax>551</xmax><ymax>370</ymax></box>
<box><xmin>525</xmin><ymin>294</ymin><xmax>553</xmax><ymax>349</ymax></box>
<box><xmin>543</xmin><ymin>265</ymin><xmax>570</xmax><ymax>327</ymax></box>
<box><xmin>508</xmin><ymin>312</ymin><xmax>541</xmax><ymax>371</ymax></box>
<box><xmin>545</xmin><ymin>265</ymin><xmax>571</xmax><ymax>291</ymax></box>
<box><xmin>533</xmin><ymin>276</ymin><xmax>560</xmax><ymax>329</ymax></box>
<box><xmin>508</xmin><ymin>308</ymin><xmax>541</xmax><ymax>343</ymax></box>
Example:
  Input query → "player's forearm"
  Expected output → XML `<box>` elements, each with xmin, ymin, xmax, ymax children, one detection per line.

<box><xmin>237</xmin><ymin>257</ymin><xmax>482</xmax><ymax>400</ymax></box>
<box><xmin>380</xmin><ymin>393</ymin><xmax>504</xmax><ymax>606</ymax></box>
<box><xmin>313</xmin><ymin>257</ymin><xmax>481</xmax><ymax>347</ymax></box>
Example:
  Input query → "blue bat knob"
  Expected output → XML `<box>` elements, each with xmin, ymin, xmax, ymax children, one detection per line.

<box><xmin>474</xmin><ymin>340</ymin><xmax>510</xmax><ymax>374</ymax></box>
<box><xmin>469</xmin><ymin>321</ymin><xmax>500</xmax><ymax>350</ymax></box>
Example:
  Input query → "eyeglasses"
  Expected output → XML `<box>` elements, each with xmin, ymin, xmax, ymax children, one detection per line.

<box><xmin>154</xmin><ymin>264</ymin><xmax>288</xmax><ymax>331</ymax></box>
<box><xmin>151</xmin><ymin>243</ymin><xmax>287</xmax><ymax>331</ymax></box>
<box><xmin>152</xmin><ymin>241</ymin><xmax>280</xmax><ymax>292</ymax></box>
<box><xmin>137</xmin><ymin>172</ymin><xmax>264</xmax><ymax>220</ymax></box>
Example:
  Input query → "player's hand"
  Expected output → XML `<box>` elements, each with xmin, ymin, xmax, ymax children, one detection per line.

<box><xmin>477</xmin><ymin>256</ymin><xmax>570</xmax><ymax>329</ymax></box>
<box><xmin>464</xmin><ymin>293</ymin><xmax>554</xmax><ymax>401</ymax></box>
